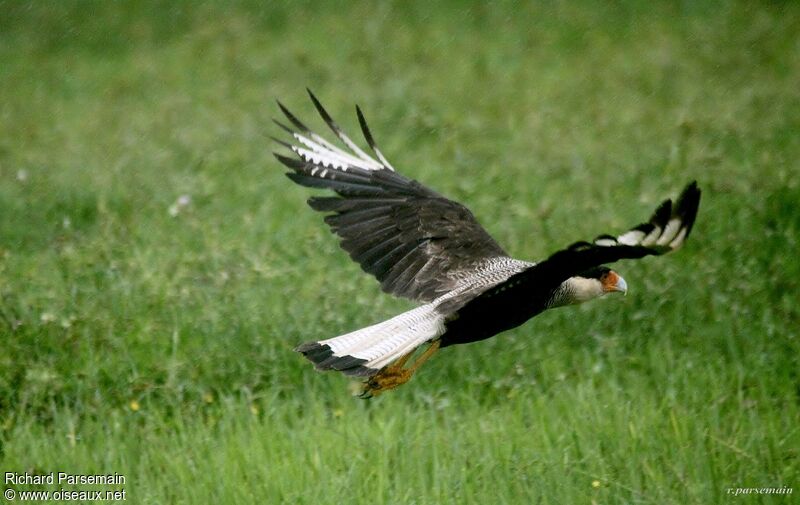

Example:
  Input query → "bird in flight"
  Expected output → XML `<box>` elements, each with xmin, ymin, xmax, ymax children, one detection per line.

<box><xmin>274</xmin><ymin>90</ymin><xmax>701</xmax><ymax>398</ymax></box>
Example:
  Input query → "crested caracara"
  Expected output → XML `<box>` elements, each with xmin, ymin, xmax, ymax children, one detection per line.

<box><xmin>274</xmin><ymin>91</ymin><xmax>701</xmax><ymax>398</ymax></box>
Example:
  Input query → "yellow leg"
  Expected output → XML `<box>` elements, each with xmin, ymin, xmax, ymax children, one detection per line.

<box><xmin>405</xmin><ymin>339</ymin><xmax>440</xmax><ymax>373</ymax></box>
<box><xmin>360</xmin><ymin>340</ymin><xmax>441</xmax><ymax>398</ymax></box>
<box><xmin>386</xmin><ymin>347</ymin><xmax>415</xmax><ymax>369</ymax></box>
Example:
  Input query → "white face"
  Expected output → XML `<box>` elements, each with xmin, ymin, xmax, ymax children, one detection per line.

<box><xmin>565</xmin><ymin>276</ymin><xmax>606</xmax><ymax>304</ymax></box>
<box><xmin>548</xmin><ymin>271</ymin><xmax>627</xmax><ymax>309</ymax></box>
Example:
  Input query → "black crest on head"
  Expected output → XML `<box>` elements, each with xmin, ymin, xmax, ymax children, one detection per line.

<box><xmin>576</xmin><ymin>266</ymin><xmax>612</xmax><ymax>279</ymax></box>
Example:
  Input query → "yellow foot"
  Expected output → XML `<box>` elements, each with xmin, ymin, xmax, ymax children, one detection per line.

<box><xmin>357</xmin><ymin>340</ymin><xmax>441</xmax><ymax>399</ymax></box>
<box><xmin>360</xmin><ymin>367</ymin><xmax>413</xmax><ymax>398</ymax></box>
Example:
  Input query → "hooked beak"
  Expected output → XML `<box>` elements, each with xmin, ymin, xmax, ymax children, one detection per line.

<box><xmin>603</xmin><ymin>271</ymin><xmax>628</xmax><ymax>296</ymax></box>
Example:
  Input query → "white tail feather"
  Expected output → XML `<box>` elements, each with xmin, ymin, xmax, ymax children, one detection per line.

<box><xmin>318</xmin><ymin>302</ymin><xmax>445</xmax><ymax>371</ymax></box>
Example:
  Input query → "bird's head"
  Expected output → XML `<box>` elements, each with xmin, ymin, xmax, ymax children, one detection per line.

<box><xmin>548</xmin><ymin>266</ymin><xmax>627</xmax><ymax>308</ymax></box>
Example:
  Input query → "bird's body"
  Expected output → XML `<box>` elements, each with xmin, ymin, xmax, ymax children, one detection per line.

<box><xmin>275</xmin><ymin>91</ymin><xmax>701</xmax><ymax>397</ymax></box>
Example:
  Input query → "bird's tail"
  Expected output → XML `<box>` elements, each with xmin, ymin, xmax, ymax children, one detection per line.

<box><xmin>294</xmin><ymin>302</ymin><xmax>446</xmax><ymax>378</ymax></box>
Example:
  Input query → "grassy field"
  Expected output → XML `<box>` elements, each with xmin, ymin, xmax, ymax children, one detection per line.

<box><xmin>1</xmin><ymin>1</ymin><xmax>799</xmax><ymax>503</ymax></box>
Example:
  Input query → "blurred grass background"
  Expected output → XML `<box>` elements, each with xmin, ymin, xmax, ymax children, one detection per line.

<box><xmin>0</xmin><ymin>0</ymin><xmax>798</xmax><ymax>503</ymax></box>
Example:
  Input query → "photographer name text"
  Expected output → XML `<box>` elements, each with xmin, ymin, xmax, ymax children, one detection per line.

<box><xmin>5</xmin><ymin>472</ymin><xmax>125</xmax><ymax>486</ymax></box>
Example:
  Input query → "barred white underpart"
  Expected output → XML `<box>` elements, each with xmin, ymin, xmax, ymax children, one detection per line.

<box><xmin>320</xmin><ymin>302</ymin><xmax>444</xmax><ymax>364</ymax></box>
<box><xmin>314</xmin><ymin>295</ymin><xmax>452</xmax><ymax>373</ymax></box>
<box><xmin>447</xmin><ymin>257</ymin><xmax>533</xmax><ymax>297</ymax></box>
<box><xmin>343</xmin><ymin>305</ymin><xmax>444</xmax><ymax>370</ymax></box>
<box><xmin>313</xmin><ymin>256</ymin><xmax>532</xmax><ymax>371</ymax></box>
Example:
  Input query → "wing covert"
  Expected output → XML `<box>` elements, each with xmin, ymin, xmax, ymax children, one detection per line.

<box><xmin>274</xmin><ymin>91</ymin><xmax>509</xmax><ymax>302</ymax></box>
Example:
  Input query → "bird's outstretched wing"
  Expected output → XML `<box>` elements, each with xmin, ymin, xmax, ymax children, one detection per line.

<box><xmin>543</xmin><ymin>180</ymin><xmax>701</xmax><ymax>270</ymax></box>
<box><xmin>273</xmin><ymin>90</ymin><xmax>509</xmax><ymax>302</ymax></box>
<box><xmin>439</xmin><ymin>181</ymin><xmax>701</xmax><ymax>314</ymax></box>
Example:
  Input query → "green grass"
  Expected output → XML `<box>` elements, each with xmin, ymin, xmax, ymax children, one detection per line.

<box><xmin>1</xmin><ymin>1</ymin><xmax>799</xmax><ymax>503</ymax></box>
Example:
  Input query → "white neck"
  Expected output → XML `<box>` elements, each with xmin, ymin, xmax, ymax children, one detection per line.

<box><xmin>547</xmin><ymin>276</ymin><xmax>605</xmax><ymax>308</ymax></box>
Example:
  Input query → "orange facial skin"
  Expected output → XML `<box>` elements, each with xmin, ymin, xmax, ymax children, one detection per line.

<box><xmin>601</xmin><ymin>270</ymin><xmax>624</xmax><ymax>293</ymax></box>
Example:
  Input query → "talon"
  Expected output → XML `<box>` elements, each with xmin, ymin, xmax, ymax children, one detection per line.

<box><xmin>358</xmin><ymin>340</ymin><xmax>440</xmax><ymax>398</ymax></box>
<box><xmin>360</xmin><ymin>367</ymin><xmax>413</xmax><ymax>397</ymax></box>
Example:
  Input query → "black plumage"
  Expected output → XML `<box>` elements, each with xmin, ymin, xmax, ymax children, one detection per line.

<box><xmin>438</xmin><ymin>182</ymin><xmax>701</xmax><ymax>346</ymax></box>
<box><xmin>274</xmin><ymin>91</ymin><xmax>702</xmax><ymax>395</ymax></box>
